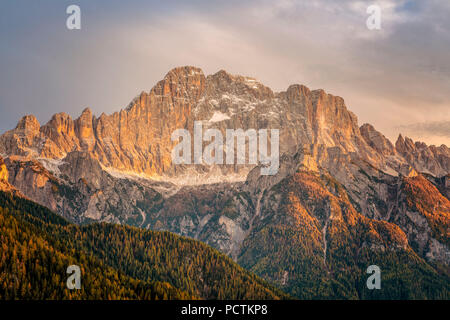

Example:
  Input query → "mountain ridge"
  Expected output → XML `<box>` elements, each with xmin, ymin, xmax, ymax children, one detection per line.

<box><xmin>1</xmin><ymin>66</ymin><xmax>448</xmax><ymax>181</ymax></box>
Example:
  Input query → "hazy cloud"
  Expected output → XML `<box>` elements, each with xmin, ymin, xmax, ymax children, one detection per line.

<box><xmin>0</xmin><ymin>0</ymin><xmax>449</xmax><ymax>146</ymax></box>
<box><xmin>398</xmin><ymin>121</ymin><xmax>450</xmax><ymax>146</ymax></box>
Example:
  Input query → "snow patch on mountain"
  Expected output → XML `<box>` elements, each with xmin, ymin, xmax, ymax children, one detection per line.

<box><xmin>38</xmin><ymin>158</ymin><xmax>66</xmax><ymax>176</ymax></box>
<box><xmin>209</xmin><ymin>111</ymin><xmax>231</xmax><ymax>123</ymax></box>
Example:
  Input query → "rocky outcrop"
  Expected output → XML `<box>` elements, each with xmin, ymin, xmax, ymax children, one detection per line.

<box><xmin>0</xmin><ymin>156</ymin><xmax>23</xmax><ymax>195</ymax></box>
<box><xmin>396</xmin><ymin>134</ymin><xmax>450</xmax><ymax>177</ymax></box>
<box><xmin>360</xmin><ymin>123</ymin><xmax>396</xmax><ymax>156</ymax></box>
<box><xmin>0</xmin><ymin>115</ymin><xmax>41</xmax><ymax>157</ymax></box>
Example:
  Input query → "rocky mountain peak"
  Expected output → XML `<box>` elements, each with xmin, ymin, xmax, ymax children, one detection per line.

<box><xmin>42</xmin><ymin>112</ymin><xmax>74</xmax><ymax>134</ymax></box>
<box><xmin>166</xmin><ymin>65</ymin><xmax>205</xmax><ymax>79</ymax></box>
<box><xmin>206</xmin><ymin>69</ymin><xmax>274</xmax><ymax>101</ymax></box>
<box><xmin>74</xmin><ymin>107</ymin><xmax>95</xmax><ymax>152</ymax></box>
<box><xmin>0</xmin><ymin>155</ymin><xmax>22</xmax><ymax>195</ymax></box>
<box><xmin>151</xmin><ymin>66</ymin><xmax>206</xmax><ymax>105</ymax></box>
<box><xmin>360</xmin><ymin>123</ymin><xmax>395</xmax><ymax>156</ymax></box>
<box><xmin>79</xmin><ymin>107</ymin><xmax>93</xmax><ymax>118</ymax></box>
<box><xmin>75</xmin><ymin>108</ymin><xmax>94</xmax><ymax>130</ymax></box>
<box><xmin>0</xmin><ymin>115</ymin><xmax>41</xmax><ymax>156</ymax></box>
<box><xmin>395</xmin><ymin>134</ymin><xmax>450</xmax><ymax>176</ymax></box>
<box><xmin>15</xmin><ymin>114</ymin><xmax>40</xmax><ymax>133</ymax></box>
<box><xmin>284</xmin><ymin>84</ymin><xmax>311</xmax><ymax>102</ymax></box>
<box><xmin>210</xmin><ymin>69</ymin><xmax>233</xmax><ymax>81</ymax></box>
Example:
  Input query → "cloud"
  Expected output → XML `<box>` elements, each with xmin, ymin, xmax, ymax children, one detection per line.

<box><xmin>398</xmin><ymin>121</ymin><xmax>450</xmax><ymax>146</ymax></box>
<box><xmin>0</xmin><ymin>0</ymin><xmax>449</xmax><ymax>147</ymax></box>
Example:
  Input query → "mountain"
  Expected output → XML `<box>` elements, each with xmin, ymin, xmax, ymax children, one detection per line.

<box><xmin>239</xmin><ymin>168</ymin><xmax>449</xmax><ymax>299</ymax></box>
<box><xmin>2</xmin><ymin>66</ymin><xmax>448</xmax><ymax>180</ymax></box>
<box><xmin>0</xmin><ymin>66</ymin><xmax>448</xmax><ymax>299</ymax></box>
<box><xmin>0</xmin><ymin>190</ymin><xmax>285</xmax><ymax>299</ymax></box>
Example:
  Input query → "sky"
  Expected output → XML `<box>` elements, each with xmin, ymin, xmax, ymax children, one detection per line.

<box><xmin>1</xmin><ymin>0</ymin><xmax>449</xmax><ymax>146</ymax></box>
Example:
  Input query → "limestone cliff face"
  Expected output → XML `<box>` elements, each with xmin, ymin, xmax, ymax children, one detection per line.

<box><xmin>0</xmin><ymin>156</ymin><xmax>8</xmax><ymax>183</ymax></box>
<box><xmin>395</xmin><ymin>134</ymin><xmax>450</xmax><ymax>176</ymax></box>
<box><xmin>0</xmin><ymin>66</ymin><xmax>380</xmax><ymax>180</ymax></box>
<box><xmin>0</xmin><ymin>115</ymin><xmax>41</xmax><ymax>157</ymax></box>
<box><xmin>0</xmin><ymin>155</ymin><xmax>22</xmax><ymax>195</ymax></box>
<box><xmin>1</xmin><ymin>66</ymin><xmax>447</xmax><ymax>180</ymax></box>
<box><xmin>360</xmin><ymin>123</ymin><xmax>396</xmax><ymax>156</ymax></box>
<box><xmin>359</xmin><ymin>123</ymin><xmax>450</xmax><ymax>178</ymax></box>
<box><xmin>0</xmin><ymin>66</ymin><xmax>206</xmax><ymax>176</ymax></box>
